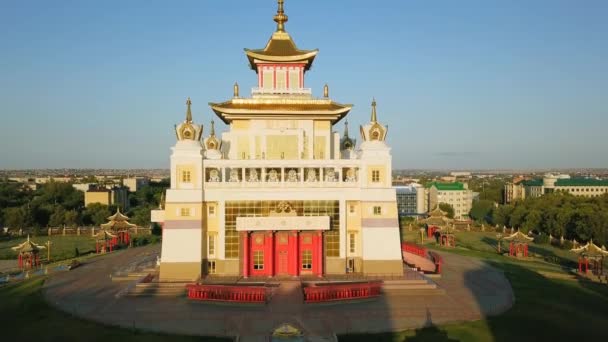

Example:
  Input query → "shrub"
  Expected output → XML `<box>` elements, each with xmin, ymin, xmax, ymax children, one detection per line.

<box><xmin>561</xmin><ymin>240</ymin><xmax>573</xmax><ymax>250</ymax></box>
<box><xmin>534</xmin><ymin>234</ymin><xmax>550</xmax><ymax>245</ymax></box>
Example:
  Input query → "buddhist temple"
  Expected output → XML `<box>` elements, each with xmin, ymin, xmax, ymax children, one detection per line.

<box><xmin>152</xmin><ymin>0</ymin><xmax>404</xmax><ymax>281</ymax></box>
<box><xmin>502</xmin><ymin>230</ymin><xmax>534</xmax><ymax>257</ymax></box>
<box><xmin>422</xmin><ymin>206</ymin><xmax>453</xmax><ymax>240</ymax></box>
<box><xmin>101</xmin><ymin>208</ymin><xmax>134</xmax><ymax>245</ymax></box>
<box><xmin>12</xmin><ymin>235</ymin><xmax>45</xmax><ymax>269</ymax></box>
<box><xmin>571</xmin><ymin>239</ymin><xmax>608</xmax><ymax>275</ymax></box>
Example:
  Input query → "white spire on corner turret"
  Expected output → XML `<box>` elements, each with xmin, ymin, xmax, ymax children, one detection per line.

<box><xmin>175</xmin><ymin>97</ymin><xmax>203</xmax><ymax>142</ymax></box>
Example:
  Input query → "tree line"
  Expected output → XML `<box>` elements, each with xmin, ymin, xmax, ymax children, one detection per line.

<box><xmin>0</xmin><ymin>179</ymin><xmax>168</xmax><ymax>231</ymax></box>
<box><xmin>470</xmin><ymin>192</ymin><xmax>608</xmax><ymax>246</ymax></box>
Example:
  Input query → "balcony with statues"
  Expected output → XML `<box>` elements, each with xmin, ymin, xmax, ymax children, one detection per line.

<box><xmin>202</xmin><ymin>164</ymin><xmax>360</xmax><ymax>189</ymax></box>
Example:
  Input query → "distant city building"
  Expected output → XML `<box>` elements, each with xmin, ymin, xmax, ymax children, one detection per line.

<box><xmin>450</xmin><ymin>171</ymin><xmax>472</xmax><ymax>179</ymax></box>
<box><xmin>85</xmin><ymin>186</ymin><xmax>129</xmax><ymax>210</ymax></box>
<box><xmin>545</xmin><ymin>177</ymin><xmax>608</xmax><ymax>197</ymax></box>
<box><xmin>123</xmin><ymin>177</ymin><xmax>149</xmax><ymax>192</ymax></box>
<box><xmin>505</xmin><ymin>175</ymin><xmax>608</xmax><ymax>203</ymax></box>
<box><xmin>394</xmin><ymin>184</ymin><xmax>426</xmax><ymax>217</ymax></box>
<box><xmin>426</xmin><ymin>182</ymin><xmax>473</xmax><ymax>220</ymax></box>
<box><xmin>72</xmin><ymin>183</ymin><xmax>95</xmax><ymax>192</ymax></box>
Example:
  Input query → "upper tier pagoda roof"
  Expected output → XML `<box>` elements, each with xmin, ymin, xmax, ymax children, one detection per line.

<box><xmin>245</xmin><ymin>31</ymin><xmax>318</xmax><ymax>71</ymax></box>
<box><xmin>12</xmin><ymin>235</ymin><xmax>45</xmax><ymax>253</ymax></box>
<box><xmin>571</xmin><ymin>240</ymin><xmax>608</xmax><ymax>258</ymax></box>
<box><xmin>244</xmin><ymin>0</ymin><xmax>318</xmax><ymax>71</ymax></box>
<box><xmin>502</xmin><ymin>230</ymin><xmax>534</xmax><ymax>243</ymax></box>
<box><xmin>101</xmin><ymin>208</ymin><xmax>136</xmax><ymax>230</ymax></box>
<box><xmin>210</xmin><ymin>98</ymin><xmax>352</xmax><ymax>124</ymax></box>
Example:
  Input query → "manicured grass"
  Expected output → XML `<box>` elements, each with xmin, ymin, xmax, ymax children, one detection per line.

<box><xmin>0</xmin><ymin>234</ymin><xmax>158</xmax><ymax>262</ymax></box>
<box><xmin>0</xmin><ymin>235</ymin><xmax>96</xmax><ymax>261</ymax></box>
<box><xmin>341</xmin><ymin>231</ymin><xmax>608</xmax><ymax>342</ymax></box>
<box><xmin>0</xmin><ymin>277</ymin><xmax>229</xmax><ymax>342</ymax></box>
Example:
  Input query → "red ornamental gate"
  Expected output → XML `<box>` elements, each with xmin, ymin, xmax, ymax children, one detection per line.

<box><xmin>242</xmin><ymin>230</ymin><xmax>323</xmax><ymax>278</ymax></box>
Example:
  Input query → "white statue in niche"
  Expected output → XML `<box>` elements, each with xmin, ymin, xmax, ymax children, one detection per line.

<box><xmin>324</xmin><ymin>169</ymin><xmax>337</xmax><ymax>182</ymax></box>
<box><xmin>287</xmin><ymin>169</ymin><xmax>298</xmax><ymax>182</ymax></box>
<box><xmin>268</xmin><ymin>169</ymin><xmax>279</xmax><ymax>182</ymax></box>
<box><xmin>306</xmin><ymin>169</ymin><xmax>317</xmax><ymax>182</ymax></box>
<box><xmin>248</xmin><ymin>169</ymin><xmax>259</xmax><ymax>182</ymax></box>
<box><xmin>208</xmin><ymin>169</ymin><xmax>221</xmax><ymax>182</ymax></box>
<box><xmin>345</xmin><ymin>168</ymin><xmax>357</xmax><ymax>182</ymax></box>
<box><xmin>229</xmin><ymin>169</ymin><xmax>240</xmax><ymax>182</ymax></box>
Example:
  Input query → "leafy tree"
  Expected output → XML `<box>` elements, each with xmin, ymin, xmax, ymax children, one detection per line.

<box><xmin>3</xmin><ymin>206</ymin><xmax>32</xmax><ymax>230</ymax></box>
<box><xmin>438</xmin><ymin>203</ymin><xmax>454</xmax><ymax>219</ymax></box>
<box><xmin>521</xmin><ymin>209</ymin><xmax>541</xmax><ymax>233</ymax></box>
<box><xmin>64</xmin><ymin>210</ymin><xmax>80</xmax><ymax>227</ymax></box>
<box><xmin>83</xmin><ymin>203</ymin><xmax>111</xmax><ymax>226</ymax></box>
<box><xmin>129</xmin><ymin>205</ymin><xmax>153</xmax><ymax>227</ymax></box>
<box><xmin>49</xmin><ymin>206</ymin><xmax>67</xmax><ymax>227</ymax></box>
<box><xmin>470</xmin><ymin>200</ymin><xmax>494</xmax><ymax>223</ymax></box>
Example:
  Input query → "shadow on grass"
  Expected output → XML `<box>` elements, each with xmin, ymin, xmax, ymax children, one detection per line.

<box><xmin>470</xmin><ymin>260</ymin><xmax>608</xmax><ymax>342</ymax></box>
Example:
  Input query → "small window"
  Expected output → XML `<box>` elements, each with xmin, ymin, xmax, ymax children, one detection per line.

<box><xmin>349</xmin><ymin>233</ymin><xmax>356</xmax><ymax>254</ymax></box>
<box><xmin>208</xmin><ymin>235</ymin><xmax>215</xmax><ymax>256</ymax></box>
<box><xmin>253</xmin><ymin>251</ymin><xmax>264</xmax><ymax>270</ymax></box>
<box><xmin>349</xmin><ymin>205</ymin><xmax>355</xmax><ymax>214</ymax></box>
<box><xmin>208</xmin><ymin>205</ymin><xmax>215</xmax><ymax>216</ymax></box>
<box><xmin>207</xmin><ymin>260</ymin><xmax>216</xmax><ymax>274</ymax></box>
<box><xmin>180</xmin><ymin>208</ymin><xmax>190</xmax><ymax>217</ymax></box>
<box><xmin>372</xmin><ymin>170</ymin><xmax>380</xmax><ymax>182</ymax></box>
<box><xmin>373</xmin><ymin>206</ymin><xmax>382</xmax><ymax>215</ymax></box>
<box><xmin>182</xmin><ymin>170</ymin><xmax>191</xmax><ymax>183</ymax></box>
<box><xmin>302</xmin><ymin>250</ymin><xmax>312</xmax><ymax>270</ymax></box>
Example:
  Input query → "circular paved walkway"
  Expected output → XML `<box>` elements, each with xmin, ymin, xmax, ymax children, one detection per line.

<box><xmin>43</xmin><ymin>245</ymin><xmax>513</xmax><ymax>341</ymax></box>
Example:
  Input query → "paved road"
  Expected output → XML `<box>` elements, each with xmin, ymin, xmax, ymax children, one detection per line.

<box><xmin>43</xmin><ymin>246</ymin><xmax>513</xmax><ymax>341</ymax></box>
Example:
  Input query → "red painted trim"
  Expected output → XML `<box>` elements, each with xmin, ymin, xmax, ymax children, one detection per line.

<box><xmin>303</xmin><ymin>281</ymin><xmax>383</xmax><ymax>303</ymax></box>
<box><xmin>242</xmin><ymin>232</ymin><xmax>249</xmax><ymax>278</ymax></box>
<box><xmin>294</xmin><ymin>231</ymin><xmax>300</xmax><ymax>276</ymax></box>
<box><xmin>187</xmin><ymin>284</ymin><xmax>267</xmax><ymax>303</ymax></box>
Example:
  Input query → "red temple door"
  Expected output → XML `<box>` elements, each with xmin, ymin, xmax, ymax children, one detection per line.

<box><xmin>278</xmin><ymin>251</ymin><xmax>288</xmax><ymax>275</ymax></box>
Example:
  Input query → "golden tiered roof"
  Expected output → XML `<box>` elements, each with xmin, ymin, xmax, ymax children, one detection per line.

<box><xmin>422</xmin><ymin>206</ymin><xmax>453</xmax><ymax>227</ymax></box>
<box><xmin>12</xmin><ymin>235</ymin><xmax>45</xmax><ymax>253</ymax></box>
<box><xmin>244</xmin><ymin>0</ymin><xmax>318</xmax><ymax>71</ymax></box>
<box><xmin>210</xmin><ymin>98</ymin><xmax>352</xmax><ymax>124</ymax></box>
<box><xmin>502</xmin><ymin>230</ymin><xmax>534</xmax><ymax>243</ymax></box>
<box><xmin>93</xmin><ymin>229</ymin><xmax>118</xmax><ymax>240</ymax></box>
<box><xmin>101</xmin><ymin>208</ymin><xmax>136</xmax><ymax>230</ymax></box>
<box><xmin>571</xmin><ymin>239</ymin><xmax>608</xmax><ymax>258</ymax></box>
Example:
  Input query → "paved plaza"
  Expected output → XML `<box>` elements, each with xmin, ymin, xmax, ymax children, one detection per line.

<box><xmin>43</xmin><ymin>245</ymin><xmax>513</xmax><ymax>341</ymax></box>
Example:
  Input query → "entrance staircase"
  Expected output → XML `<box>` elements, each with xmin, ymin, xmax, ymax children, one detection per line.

<box><xmin>401</xmin><ymin>242</ymin><xmax>442</xmax><ymax>274</ymax></box>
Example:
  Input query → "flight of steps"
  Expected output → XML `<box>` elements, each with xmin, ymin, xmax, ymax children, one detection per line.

<box><xmin>127</xmin><ymin>281</ymin><xmax>188</xmax><ymax>297</ymax></box>
<box><xmin>382</xmin><ymin>269</ymin><xmax>445</xmax><ymax>295</ymax></box>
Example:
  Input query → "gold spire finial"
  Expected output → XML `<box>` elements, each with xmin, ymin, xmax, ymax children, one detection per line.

<box><xmin>210</xmin><ymin>119</ymin><xmax>215</xmax><ymax>136</ymax></box>
<box><xmin>274</xmin><ymin>0</ymin><xmax>288</xmax><ymax>32</ymax></box>
<box><xmin>323</xmin><ymin>83</ymin><xmax>329</xmax><ymax>98</ymax></box>
<box><xmin>233</xmin><ymin>82</ymin><xmax>239</xmax><ymax>98</ymax></box>
<box><xmin>371</xmin><ymin>98</ymin><xmax>377</xmax><ymax>122</ymax></box>
<box><xmin>186</xmin><ymin>97</ymin><xmax>192</xmax><ymax>123</ymax></box>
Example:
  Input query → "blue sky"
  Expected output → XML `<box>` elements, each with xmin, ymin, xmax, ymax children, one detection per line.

<box><xmin>1</xmin><ymin>0</ymin><xmax>607</xmax><ymax>170</ymax></box>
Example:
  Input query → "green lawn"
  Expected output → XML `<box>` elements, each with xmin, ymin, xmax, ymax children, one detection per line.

<box><xmin>0</xmin><ymin>277</ymin><xmax>229</xmax><ymax>342</ymax></box>
<box><xmin>0</xmin><ymin>234</ymin><xmax>158</xmax><ymax>263</ymax></box>
<box><xmin>341</xmin><ymin>231</ymin><xmax>608</xmax><ymax>342</ymax></box>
